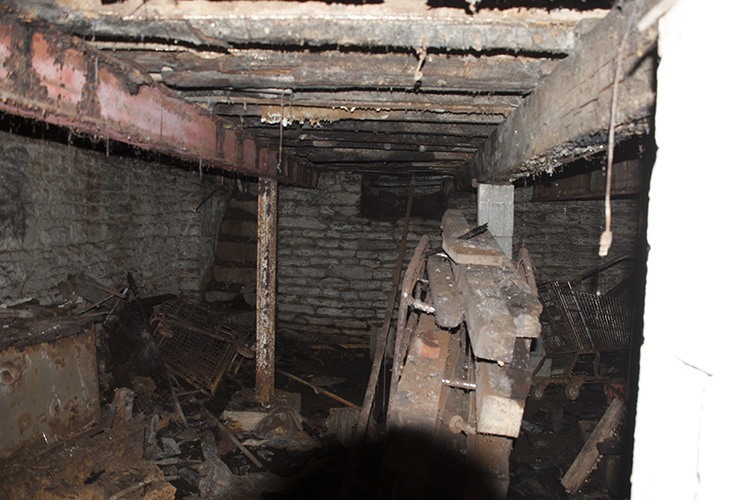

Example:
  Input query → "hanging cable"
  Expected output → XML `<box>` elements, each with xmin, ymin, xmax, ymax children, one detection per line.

<box><xmin>599</xmin><ymin>3</ymin><xmax>638</xmax><ymax>257</ymax></box>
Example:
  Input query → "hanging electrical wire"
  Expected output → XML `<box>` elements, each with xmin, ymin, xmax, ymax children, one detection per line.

<box><xmin>599</xmin><ymin>2</ymin><xmax>638</xmax><ymax>257</ymax></box>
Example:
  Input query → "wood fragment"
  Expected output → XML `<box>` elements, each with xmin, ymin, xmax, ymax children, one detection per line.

<box><xmin>561</xmin><ymin>397</ymin><xmax>626</xmax><ymax>493</ymax></box>
<box><xmin>441</xmin><ymin>209</ymin><xmax>506</xmax><ymax>266</ymax></box>
<box><xmin>454</xmin><ymin>264</ymin><xmax>517</xmax><ymax>363</ymax></box>
<box><xmin>167</xmin><ymin>373</ymin><xmax>189</xmax><ymax>428</ymax></box>
<box><xmin>426</xmin><ymin>255</ymin><xmax>465</xmax><ymax>329</ymax></box>
<box><xmin>202</xmin><ymin>407</ymin><xmax>264</xmax><ymax>469</ymax></box>
<box><xmin>475</xmin><ymin>339</ymin><xmax>532</xmax><ymax>437</ymax></box>
<box><xmin>277</xmin><ymin>369</ymin><xmax>360</xmax><ymax>409</ymax></box>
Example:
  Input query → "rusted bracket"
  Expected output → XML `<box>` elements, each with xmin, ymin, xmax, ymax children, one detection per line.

<box><xmin>0</xmin><ymin>8</ymin><xmax>317</xmax><ymax>188</ymax></box>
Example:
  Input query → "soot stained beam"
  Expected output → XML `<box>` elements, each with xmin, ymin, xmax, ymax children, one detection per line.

<box><xmin>463</xmin><ymin>0</ymin><xmax>658</xmax><ymax>184</ymax></box>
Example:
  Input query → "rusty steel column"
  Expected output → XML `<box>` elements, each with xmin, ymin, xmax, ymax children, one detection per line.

<box><xmin>255</xmin><ymin>176</ymin><xmax>278</xmax><ymax>404</ymax></box>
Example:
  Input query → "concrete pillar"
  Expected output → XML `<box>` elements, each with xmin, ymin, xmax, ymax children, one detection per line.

<box><xmin>477</xmin><ymin>183</ymin><xmax>514</xmax><ymax>258</ymax></box>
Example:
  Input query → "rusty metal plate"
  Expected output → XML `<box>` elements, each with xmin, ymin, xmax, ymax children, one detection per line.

<box><xmin>0</xmin><ymin>322</ymin><xmax>100</xmax><ymax>461</ymax></box>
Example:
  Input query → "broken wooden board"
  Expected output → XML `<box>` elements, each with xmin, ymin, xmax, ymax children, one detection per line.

<box><xmin>388</xmin><ymin>314</ymin><xmax>451</xmax><ymax>433</ymax></box>
<box><xmin>497</xmin><ymin>267</ymin><xmax>543</xmax><ymax>339</ymax></box>
<box><xmin>466</xmin><ymin>433</ymin><xmax>513</xmax><ymax>500</ymax></box>
<box><xmin>441</xmin><ymin>209</ymin><xmax>506</xmax><ymax>266</ymax></box>
<box><xmin>561</xmin><ymin>397</ymin><xmax>626</xmax><ymax>493</ymax></box>
<box><xmin>475</xmin><ymin>339</ymin><xmax>533</xmax><ymax>438</ymax></box>
<box><xmin>386</xmin><ymin>314</ymin><xmax>451</xmax><ymax>489</ymax></box>
<box><xmin>426</xmin><ymin>255</ymin><xmax>465</xmax><ymax>329</ymax></box>
<box><xmin>455</xmin><ymin>259</ymin><xmax>542</xmax><ymax>363</ymax></box>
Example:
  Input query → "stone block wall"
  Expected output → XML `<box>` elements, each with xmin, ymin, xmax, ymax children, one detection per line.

<box><xmin>276</xmin><ymin>172</ymin><xmax>443</xmax><ymax>342</ymax></box>
<box><xmin>0</xmin><ymin>131</ymin><xmax>226</xmax><ymax>305</ymax></box>
<box><xmin>513</xmin><ymin>186</ymin><xmax>641</xmax><ymax>293</ymax></box>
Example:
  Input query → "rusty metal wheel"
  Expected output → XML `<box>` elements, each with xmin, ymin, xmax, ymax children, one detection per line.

<box><xmin>564</xmin><ymin>382</ymin><xmax>581</xmax><ymax>401</ymax></box>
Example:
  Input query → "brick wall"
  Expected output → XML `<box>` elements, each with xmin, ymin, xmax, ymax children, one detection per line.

<box><xmin>0</xmin><ymin>131</ymin><xmax>226</xmax><ymax>305</ymax></box>
<box><xmin>277</xmin><ymin>172</ymin><xmax>443</xmax><ymax>342</ymax></box>
<box><xmin>513</xmin><ymin>186</ymin><xmax>641</xmax><ymax>293</ymax></box>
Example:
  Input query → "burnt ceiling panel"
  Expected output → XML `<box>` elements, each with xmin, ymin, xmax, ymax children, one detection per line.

<box><xmin>7</xmin><ymin>0</ymin><xmax>610</xmax><ymax>178</ymax></box>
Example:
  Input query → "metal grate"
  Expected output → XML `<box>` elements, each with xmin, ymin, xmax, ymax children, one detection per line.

<box><xmin>538</xmin><ymin>282</ymin><xmax>630</xmax><ymax>356</ymax></box>
<box><xmin>150</xmin><ymin>298</ymin><xmax>253</xmax><ymax>394</ymax></box>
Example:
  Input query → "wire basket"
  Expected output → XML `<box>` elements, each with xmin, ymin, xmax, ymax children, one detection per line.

<box><xmin>538</xmin><ymin>281</ymin><xmax>631</xmax><ymax>356</ymax></box>
<box><xmin>151</xmin><ymin>298</ymin><xmax>253</xmax><ymax>394</ymax></box>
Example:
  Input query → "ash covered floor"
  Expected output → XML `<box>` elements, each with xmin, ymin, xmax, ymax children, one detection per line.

<box><xmin>1</xmin><ymin>292</ymin><xmax>628</xmax><ymax>499</ymax></box>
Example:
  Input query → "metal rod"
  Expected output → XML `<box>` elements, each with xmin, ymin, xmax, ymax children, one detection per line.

<box><xmin>256</xmin><ymin>177</ymin><xmax>278</xmax><ymax>404</ymax></box>
<box><xmin>277</xmin><ymin>369</ymin><xmax>360</xmax><ymax>409</ymax></box>
<box><xmin>442</xmin><ymin>378</ymin><xmax>477</xmax><ymax>390</ymax></box>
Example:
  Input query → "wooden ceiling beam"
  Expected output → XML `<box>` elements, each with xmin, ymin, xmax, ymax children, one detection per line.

<box><xmin>214</xmin><ymin>104</ymin><xmax>507</xmax><ymax>125</ymax></box>
<box><xmin>25</xmin><ymin>0</ymin><xmax>606</xmax><ymax>53</ymax></box>
<box><xmin>181</xmin><ymin>90</ymin><xmax>524</xmax><ymax>115</ymax></box>
<box><xmin>111</xmin><ymin>50</ymin><xmax>557</xmax><ymax>94</ymax></box>
<box><xmin>463</xmin><ymin>0</ymin><xmax>657</xmax><ymax>184</ymax></box>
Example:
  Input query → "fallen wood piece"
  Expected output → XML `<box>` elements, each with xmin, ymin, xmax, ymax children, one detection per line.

<box><xmin>475</xmin><ymin>338</ymin><xmax>532</xmax><ymax>438</ymax></box>
<box><xmin>441</xmin><ymin>209</ymin><xmax>506</xmax><ymax>266</ymax></box>
<box><xmin>454</xmin><ymin>264</ymin><xmax>517</xmax><ymax>363</ymax></box>
<box><xmin>168</xmin><ymin>373</ymin><xmax>189</xmax><ymax>428</ymax></box>
<box><xmin>277</xmin><ymin>369</ymin><xmax>360</xmax><ymax>409</ymax></box>
<box><xmin>561</xmin><ymin>397</ymin><xmax>626</xmax><ymax>493</ymax></box>
<box><xmin>0</xmin><ymin>308</ymin><xmax>33</xmax><ymax>319</ymax></box>
<box><xmin>426</xmin><ymin>255</ymin><xmax>465</xmax><ymax>329</ymax></box>
<box><xmin>388</xmin><ymin>314</ymin><xmax>450</xmax><ymax>433</ymax></box>
<box><xmin>202</xmin><ymin>407</ymin><xmax>264</xmax><ymax>469</ymax></box>
<box><xmin>386</xmin><ymin>314</ymin><xmax>450</xmax><ymax>493</ymax></box>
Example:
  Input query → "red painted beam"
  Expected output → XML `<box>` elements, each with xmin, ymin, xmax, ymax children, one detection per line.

<box><xmin>0</xmin><ymin>10</ymin><xmax>317</xmax><ymax>188</ymax></box>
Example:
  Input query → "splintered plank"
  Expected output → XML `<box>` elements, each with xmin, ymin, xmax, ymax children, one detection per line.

<box><xmin>475</xmin><ymin>338</ymin><xmax>532</xmax><ymax>438</ymax></box>
<box><xmin>498</xmin><ymin>268</ymin><xmax>543</xmax><ymax>339</ymax></box>
<box><xmin>455</xmin><ymin>264</ymin><xmax>517</xmax><ymax>363</ymax></box>
<box><xmin>427</xmin><ymin>255</ymin><xmax>465</xmax><ymax>329</ymax></box>
<box><xmin>561</xmin><ymin>397</ymin><xmax>626</xmax><ymax>493</ymax></box>
<box><xmin>441</xmin><ymin>209</ymin><xmax>506</xmax><ymax>266</ymax></box>
<box><xmin>387</xmin><ymin>315</ymin><xmax>451</xmax><ymax>486</ymax></box>
<box><xmin>388</xmin><ymin>314</ymin><xmax>450</xmax><ymax>433</ymax></box>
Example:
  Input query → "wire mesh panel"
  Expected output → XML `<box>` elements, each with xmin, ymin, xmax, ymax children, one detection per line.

<box><xmin>538</xmin><ymin>282</ymin><xmax>631</xmax><ymax>356</ymax></box>
<box><xmin>150</xmin><ymin>298</ymin><xmax>253</xmax><ymax>394</ymax></box>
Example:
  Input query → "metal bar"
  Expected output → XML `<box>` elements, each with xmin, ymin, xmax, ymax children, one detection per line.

<box><xmin>354</xmin><ymin>177</ymin><xmax>417</xmax><ymax>443</ymax></box>
<box><xmin>0</xmin><ymin>8</ymin><xmax>316</xmax><ymax>188</ymax></box>
<box><xmin>255</xmin><ymin>176</ymin><xmax>278</xmax><ymax>404</ymax></box>
<box><xmin>277</xmin><ymin>369</ymin><xmax>360</xmax><ymax>410</ymax></box>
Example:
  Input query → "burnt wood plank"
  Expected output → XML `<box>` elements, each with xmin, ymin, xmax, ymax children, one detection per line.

<box><xmin>388</xmin><ymin>314</ymin><xmax>450</xmax><ymax>433</ymax></box>
<box><xmin>475</xmin><ymin>338</ymin><xmax>532</xmax><ymax>438</ymax></box>
<box><xmin>427</xmin><ymin>255</ymin><xmax>465</xmax><ymax>329</ymax></box>
<box><xmin>561</xmin><ymin>397</ymin><xmax>626</xmax><ymax>493</ymax></box>
<box><xmin>454</xmin><ymin>264</ymin><xmax>517</xmax><ymax>363</ymax></box>
<box><xmin>442</xmin><ymin>209</ymin><xmax>506</xmax><ymax>267</ymax></box>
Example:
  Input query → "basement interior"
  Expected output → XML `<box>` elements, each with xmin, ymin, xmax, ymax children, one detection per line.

<box><xmin>0</xmin><ymin>0</ymin><xmax>743</xmax><ymax>499</ymax></box>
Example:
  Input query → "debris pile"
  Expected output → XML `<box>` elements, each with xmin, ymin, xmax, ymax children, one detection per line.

<box><xmin>1</xmin><ymin>274</ymin><xmax>367</xmax><ymax>498</ymax></box>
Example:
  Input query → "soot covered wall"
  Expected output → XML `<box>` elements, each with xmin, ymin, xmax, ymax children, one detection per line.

<box><xmin>276</xmin><ymin>172</ymin><xmax>448</xmax><ymax>342</ymax></box>
<box><xmin>513</xmin><ymin>185</ymin><xmax>641</xmax><ymax>291</ymax></box>
<box><xmin>0</xmin><ymin>130</ymin><xmax>226</xmax><ymax>305</ymax></box>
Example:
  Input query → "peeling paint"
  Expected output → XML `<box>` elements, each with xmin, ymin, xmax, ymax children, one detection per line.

<box><xmin>31</xmin><ymin>34</ymin><xmax>86</xmax><ymax>107</ymax></box>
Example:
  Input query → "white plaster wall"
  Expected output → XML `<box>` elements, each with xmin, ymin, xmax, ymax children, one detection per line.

<box><xmin>631</xmin><ymin>1</ymin><xmax>747</xmax><ymax>497</ymax></box>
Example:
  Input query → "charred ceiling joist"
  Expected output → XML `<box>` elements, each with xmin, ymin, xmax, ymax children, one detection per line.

<box><xmin>463</xmin><ymin>0</ymin><xmax>658</xmax><ymax>184</ymax></box>
<box><xmin>0</xmin><ymin>9</ymin><xmax>318</xmax><ymax>188</ymax></box>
